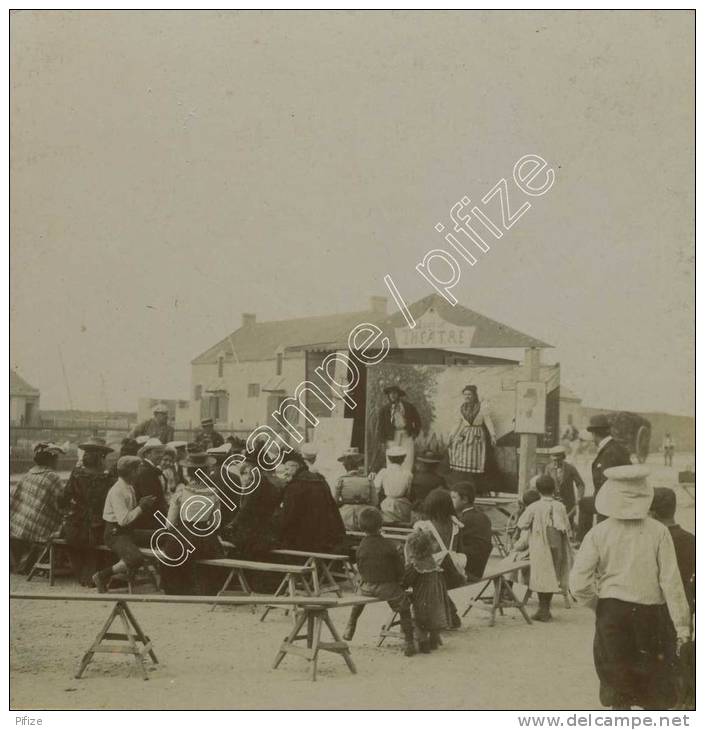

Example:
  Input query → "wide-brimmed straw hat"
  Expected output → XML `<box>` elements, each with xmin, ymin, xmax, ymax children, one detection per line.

<box><xmin>595</xmin><ymin>465</ymin><xmax>652</xmax><ymax>519</ymax></box>
<box><xmin>78</xmin><ymin>437</ymin><xmax>114</xmax><ymax>454</ymax></box>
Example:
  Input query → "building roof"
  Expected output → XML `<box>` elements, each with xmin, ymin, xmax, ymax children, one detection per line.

<box><xmin>10</xmin><ymin>370</ymin><xmax>39</xmax><ymax>397</ymax></box>
<box><xmin>192</xmin><ymin>294</ymin><xmax>551</xmax><ymax>365</ymax></box>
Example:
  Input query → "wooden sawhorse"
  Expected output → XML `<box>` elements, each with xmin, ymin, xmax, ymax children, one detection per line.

<box><xmin>75</xmin><ymin>600</ymin><xmax>158</xmax><ymax>680</ymax></box>
<box><xmin>461</xmin><ymin>560</ymin><xmax>533</xmax><ymax>626</ymax></box>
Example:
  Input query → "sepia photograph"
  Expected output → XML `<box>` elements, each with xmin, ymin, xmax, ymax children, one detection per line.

<box><xmin>8</xmin><ymin>8</ymin><xmax>695</xmax><ymax>717</ymax></box>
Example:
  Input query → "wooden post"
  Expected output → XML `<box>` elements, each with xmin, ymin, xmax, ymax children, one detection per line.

<box><xmin>517</xmin><ymin>347</ymin><xmax>540</xmax><ymax>496</ymax></box>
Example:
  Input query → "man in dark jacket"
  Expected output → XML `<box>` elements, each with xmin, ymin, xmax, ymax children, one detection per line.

<box><xmin>544</xmin><ymin>444</ymin><xmax>585</xmax><ymax>529</ymax></box>
<box><xmin>577</xmin><ymin>414</ymin><xmax>632</xmax><ymax>542</ymax></box>
<box><xmin>132</xmin><ymin>438</ymin><xmax>168</xmax><ymax>531</ymax></box>
<box><xmin>376</xmin><ymin>384</ymin><xmax>422</xmax><ymax>470</ymax></box>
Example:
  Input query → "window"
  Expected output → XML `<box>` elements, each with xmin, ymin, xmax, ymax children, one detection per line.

<box><xmin>218</xmin><ymin>355</ymin><xmax>224</xmax><ymax>378</ymax></box>
<box><xmin>194</xmin><ymin>385</ymin><xmax>202</xmax><ymax>400</ymax></box>
<box><xmin>247</xmin><ymin>383</ymin><xmax>260</xmax><ymax>398</ymax></box>
<box><xmin>276</xmin><ymin>353</ymin><xmax>283</xmax><ymax>376</ymax></box>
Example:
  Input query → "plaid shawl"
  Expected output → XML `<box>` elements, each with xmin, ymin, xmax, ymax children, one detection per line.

<box><xmin>10</xmin><ymin>466</ymin><xmax>65</xmax><ymax>543</ymax></box>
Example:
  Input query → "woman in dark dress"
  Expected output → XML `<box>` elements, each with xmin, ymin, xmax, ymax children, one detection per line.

<box><xmin>61</xmin><ymin>438</ymin><xmax>115</xmax><ymax>585</ymax></box>
<box><xmin>279</xmin><ymin>452</ymin><xmax>346</xmax><ymax>553</ymax></box>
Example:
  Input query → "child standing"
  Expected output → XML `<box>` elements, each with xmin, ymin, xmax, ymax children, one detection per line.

<box><xmin>516</xmin><ymin>475</ymin><xmax>573</xmax><ymax>621</ymax></box>
<box><xmin>343</xmin><ymin>507</ymin><xmax>416</xmax><ymax>656</ymax></box>
<box><xmin>403</xmin><ymin>530</ymin><xmax>449</xmax><ymax>652</ymax></box>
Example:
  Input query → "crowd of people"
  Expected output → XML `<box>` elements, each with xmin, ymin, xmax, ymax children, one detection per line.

<box><xmin>8</xmin><ymin>403</ymin><xmax>695</xmax><ymax>709</ymax></box>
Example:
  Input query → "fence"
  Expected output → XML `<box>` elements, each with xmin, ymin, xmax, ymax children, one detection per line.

<box><xmin>9</xmin><ymin>425</ymin><xmax>252</xmax><ymax>475</ymax></box>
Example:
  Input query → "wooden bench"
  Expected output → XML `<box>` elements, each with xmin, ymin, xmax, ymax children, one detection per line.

<box><xmin>27</xmin><ymin>538</ymin><xmax>161</xmax><ymax>592</ymax></box>
<box><xmin>197</xmin><ymin>558</ymin><xmax>317</xmax><ymax>613</ymax></box>
<box><xmin>270</xmin><ymin>549</ymin><xmax>359</xmax><ymax>596</ymax></box>
<box><xmin>10</xmin><ymin>591</ymin><xmax>376</xmax><ymax>682</ymax></box>
<box><xmin>377</xmin><ymin>559</ymin><xmax>533</xmax><ymax>645</ymax></box>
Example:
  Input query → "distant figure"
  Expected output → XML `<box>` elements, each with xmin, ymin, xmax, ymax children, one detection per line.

<box><xmin>193</xmin><ymin>417</ymin><xmax>224</xmax><ymax>451</ymax></box>
<box><xmin>376</xmin><ymin>384</ymin><xmax>421</xmax><ymax>470</ymax></box>
<box><xmin>544</xmin><ymin>445</ymin><xmax>585</xmax><ymax>531</ymax></box>
<box><xmin>570</xmin><ymin>466</ymin><xmax>691</xmax><ymax>710</ymax></box>
<box><xmin>129</xmin><ymin>402</ymin><xmax>174</xmax><ymax>445</ymax></box>
<box><xmin>662</xmin><ymin>433</ymin><xmax>675</xmax><ymax>467</ymax></box>
<box><xmin>448</xmin><ymin>385</ymin><xmax>496</xmax><ymax>476</ymax></box>
<box><xmin>10</xmin><ymin>442</ymin><xmax>66</xmax><ymax>573</ymax></box>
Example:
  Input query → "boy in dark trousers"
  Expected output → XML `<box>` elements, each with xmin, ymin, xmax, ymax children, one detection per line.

<box><xmin>343</xmin><ymin>507</ymin><xmax>416</xmax><ymax>656</ymax></box>
<box><xmin>450</xmin><ymin>481</ymin><xmax>492</xmax><ymax>581</ymax></box>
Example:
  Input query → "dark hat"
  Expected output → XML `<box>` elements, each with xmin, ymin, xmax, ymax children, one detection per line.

<box><xmin>34</xmin><ymin>441</ymin><xmax>65</xmax><ymax>457</ymax></box>
<box><xmin>587</xmin><ymin>414</ymin><xmax>611</xmax><ymax>433</ymax></box>
<box><xmin>650</xmin><ymin>486</ymin><xmax>677</xmax><ymax>519</ymax></box>
<box><xmin>201</xmin><ymin>418</ymin><xmax>214</xmax><ymax>427</ymax></box>
<box><xmin>180</xmin><ymin>452</ymin><xmax>216</xmax><ymax>469</ymax></box>
<box><xmin>462</xmin><ymin>384</ymin><xmax>478</xmax><ymax>395</ymax></box>
<box><xmin>383</xmin><ymin>384</ymin><xmax>406</xmax><ymax>397</ymax></box>
<box><xmin>78</xmin><ymin>437</ymin><xmax>114</xmax><ymax>454</ymax></box>
<box><xmin>226</xmin><ymin>435</ymin><xmax>246</xmax><ymax>450</ymax></box>
<box><xmin>281</xmin><ymin>451</ymin><xmax>307</xmax><ymax>470</ymax></box>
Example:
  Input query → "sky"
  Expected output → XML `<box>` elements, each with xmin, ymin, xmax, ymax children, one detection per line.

<box><xmin>10</xmin><ymin>10</ymin><xmax>694</xmax><ymax>416</ymax></box>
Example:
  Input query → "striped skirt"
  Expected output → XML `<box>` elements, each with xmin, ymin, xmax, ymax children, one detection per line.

<box><xmin>449</xmin><ymin>425</ymin><xmax>487</xmax><ymax>473</ymax></box>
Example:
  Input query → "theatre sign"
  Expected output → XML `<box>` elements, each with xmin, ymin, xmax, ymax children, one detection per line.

<box><xmin>394</xmin><ymin>308</ymin><xmax>476</xmax><ymax>349</ymax></box>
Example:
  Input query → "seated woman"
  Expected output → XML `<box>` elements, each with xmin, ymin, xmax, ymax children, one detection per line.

<box><xmin>374</xmin><ymin>445</ymin><xmax>413</xmax><ymax>525</ymax></box>
<box><xmin>222</xmin><ymin>449</ymin><xmax>282</xmax><ymax>561</ymax></box>
<box><xmin>335</xmin><ymin>447</ymin><xmax>376</xmax><ymax>531</ymax></box>
<box><xmin>10</xmin><ymin>442</ymin><xmax>66</xmax><ymax>574</ymax></box>
<box><xmin>279</xmin><ymin>452</ymin><xmax>346</xmax><ymax>553</ymax></box>
<box><xmin>61</xmin><ymin>438</ymin><xmax>115</xmax><ymax>586</ymax></box>
<box><xmin>159</xmin><ymin>450</ymin><xmax>223</xmax><ymax>595</ymax></box>
<box><xmin>93</xmin><ymin>456</ymin><xmax>156</xmax><ymax>592</ymax></box>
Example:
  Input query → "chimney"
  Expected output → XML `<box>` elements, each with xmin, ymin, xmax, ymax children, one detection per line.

<box><xmin>242</xmin><ymin>313</ymin><xmax>256</xmax><ymax>328</ymax></box>
<box><xmin>369</xmin><ymin>296</ymin><xmax>388</xmax><ymax>315</ymax></box>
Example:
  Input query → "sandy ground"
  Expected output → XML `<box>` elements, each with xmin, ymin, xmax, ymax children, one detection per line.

<box><xmin>10</xmin><ymin>454</ymin><xmax>694</xmax><ymax>710</ymax></box>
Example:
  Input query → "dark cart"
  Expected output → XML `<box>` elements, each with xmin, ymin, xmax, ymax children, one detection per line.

<box><xmin>608</xmin><ymin>411</ymin><xmax>651</xmax><ymax>464</ymax></box>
